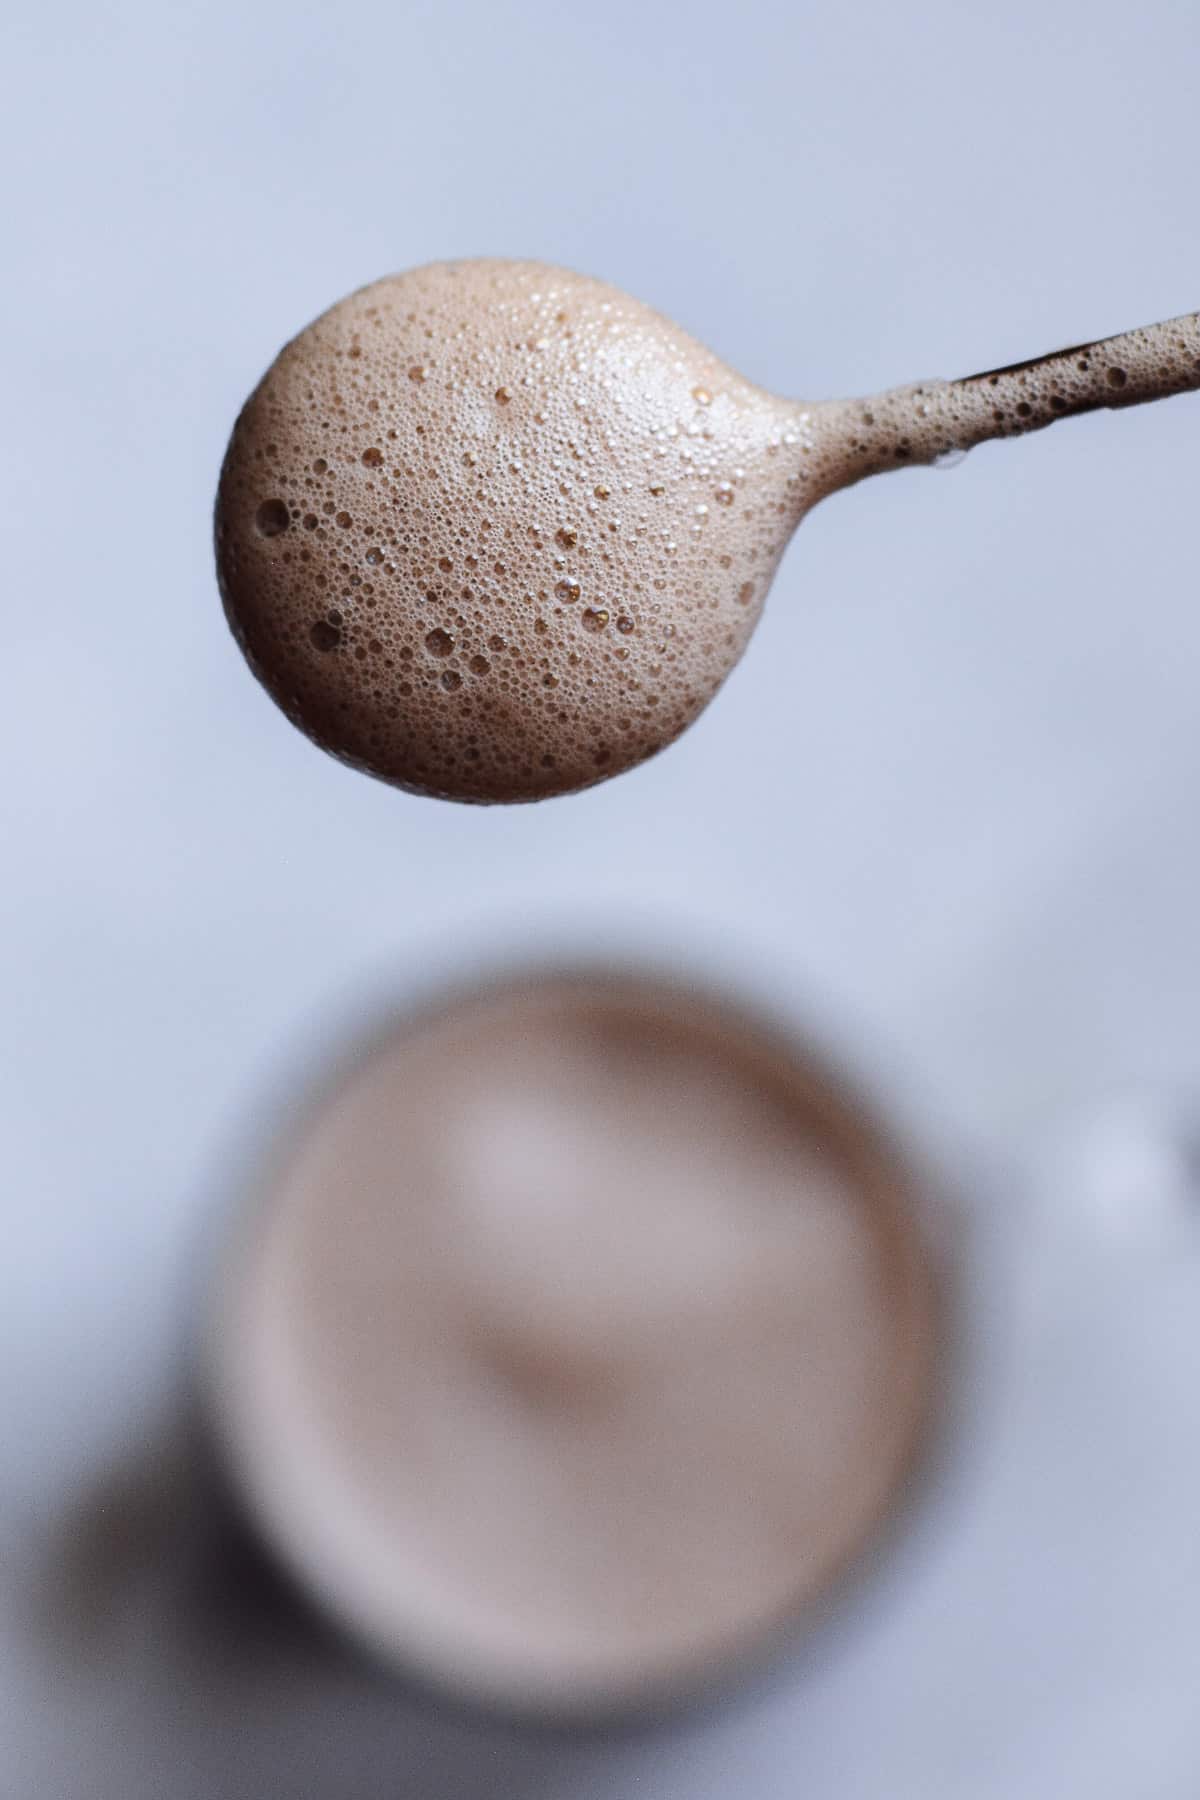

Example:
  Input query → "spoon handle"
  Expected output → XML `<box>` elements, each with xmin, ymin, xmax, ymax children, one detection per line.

<box><xmin>826</xmin><ymin>309</ymin><xmax>1200</xmax><ymax>484</ymax></box>
<box><xmin>952</xmin><ymin>308</ymin><xmax>1200</xmax><ymax>433</ymax></box>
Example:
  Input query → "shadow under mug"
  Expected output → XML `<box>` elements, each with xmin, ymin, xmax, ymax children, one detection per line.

<box><xmin>194</xmin><ymin>952</ymin><xmax>992</xmax><ymax>1728</ymax></box>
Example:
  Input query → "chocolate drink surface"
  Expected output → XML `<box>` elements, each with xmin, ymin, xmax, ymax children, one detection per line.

<box><xmin>207</xmin><ymin>973</ymin><xmax>942</xmax><ymax>1714</ymax></box>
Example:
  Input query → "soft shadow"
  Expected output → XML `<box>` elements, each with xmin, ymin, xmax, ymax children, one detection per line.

<box><xmin>27</xmin><ymin>1399</ymin><xmax>586</xmax><ymax>1800</ymax></box>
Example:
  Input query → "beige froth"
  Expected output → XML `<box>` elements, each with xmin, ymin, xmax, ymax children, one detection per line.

<box><xmin>216</xmin><ymin>265</ymin><xmax>1200</xmax><ymax>801</ymax></box>
<box><xmin>215</xmin><ymin>260</ymin><xmax>818</xmax><ymax>801</ymax></box>
<box><xmin>211</xmin><ymin>979</ymin><xmax>938</xmax><ymax>1709</ymax></box>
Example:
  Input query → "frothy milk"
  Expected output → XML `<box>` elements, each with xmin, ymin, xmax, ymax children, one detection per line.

<box><xmin>215</xmin><ymin>260</ymin><xmax>815</xmax><ymax>801</ymax></box>
<box><xmin>208</xmin><ymin>975</ymin><xmax>941</xmax><ymax>1712</ymax></box>
<box><xmin>216</xmin><ymin>264</ymin><xmax>1200</xmax><ymax>803</ymax></box>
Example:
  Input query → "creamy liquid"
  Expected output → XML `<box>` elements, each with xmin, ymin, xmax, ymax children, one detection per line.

<box><xmin>210</xmin><ymin>976</ymin><xmax>940</xmax><ymax>1710</ymax></box>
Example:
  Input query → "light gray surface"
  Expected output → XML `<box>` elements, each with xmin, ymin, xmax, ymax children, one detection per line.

<box><xmin>3</xmin><ymin>1</ymin><xmax>1199</xmax><ymax>1793</ymax></box>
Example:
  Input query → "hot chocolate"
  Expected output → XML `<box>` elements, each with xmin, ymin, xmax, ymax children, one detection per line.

<box><xmin>207</xmin><ymin>973</ymin><xmax>941</xmax><ymax>1712</ymax></box>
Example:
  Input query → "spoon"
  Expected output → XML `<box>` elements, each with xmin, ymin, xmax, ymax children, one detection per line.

<box><xmin>215</xmin><ymin>260</ymin><xmax>1198</xmax><ymax>803</ymax></box>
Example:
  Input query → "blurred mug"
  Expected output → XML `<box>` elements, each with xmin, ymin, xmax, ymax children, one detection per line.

<box><xmin>198</xmin><ymin>951</ymin><xmax>986</xmax><ymax>1722</ymax></box>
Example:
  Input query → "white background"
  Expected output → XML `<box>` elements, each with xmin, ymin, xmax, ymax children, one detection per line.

<box><xmin>3</xmin><ymin>1</ymin><xmax>1199</xmax><ymax>1793</ymax></box>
